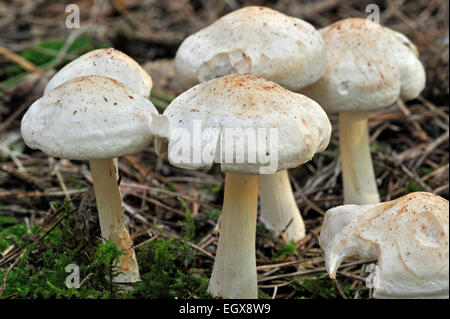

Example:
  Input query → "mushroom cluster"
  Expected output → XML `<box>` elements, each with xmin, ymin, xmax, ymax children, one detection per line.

<box><xmin>19</xmin><ymin>6</ymin><xmax>448</xmax><ymax>300</ymax></box>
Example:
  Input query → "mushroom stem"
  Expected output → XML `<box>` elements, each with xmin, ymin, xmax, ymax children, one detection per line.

<box><xmin>339</xmin><ymin>111</ymin><xmax>380</xmax><ymax>205</ymax></box>
<box><xmin>259</xmin><ymin>170</ymin><xmax>305</xmax><ymax>242</ymax></box>
<box><xmin>89</xmin><ymin>159</ymin><xmax>140</xmax><ymax>283</ymax></box>
<box><xmin>208</xmin><ymin>173</ymin><xmax>259</xmax><ymax>299</ymax></box>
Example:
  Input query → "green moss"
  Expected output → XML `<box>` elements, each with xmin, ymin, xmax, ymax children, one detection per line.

<box><xmin>407</xmin><ymin>179</ymin><xmax>422</xmax><ymax>192</ymax></box>
<box><xmin>210</xmin><ymin>185</ymin><xmax>221</xmax><ymax>193</ymax></box>
<box><xmin>370</xmin><ymin>144</ymin><xmax>385</xmax><ymax>153</ymax></box>
<box><xmin>275</xmin><ymin>240</ymin><xmax>297</xmax><ymax>260</ymax></box>
<box><xmin>0</xmin><ymin>197</ymin><xmax>208</xmax><ymax>299</ymax></box>
<box><xmin>258</xmin><ymin>290</ymin><xmax>271</xmax><ymax>299</ymax></box>
<box><xmin>129</xmin><ymin>238</ymin><xmax>208</xmax><ymax>298</ymax></box>
<box><xmin>0</xmin><ymin>217</ymin><xmax>28</xmax><ymax>252</ymax></box>
<box><xmin>0</xmin><ymin>214</ymin><xmax>123</xmax><ymax>299</ymax></box>
<box><xmin>0</xmin><ymin>216</ymin><xmax>17</xmax><ymax>227</ymax></box>
<box><xmin>126</xmin><ymin>197</ymin><xmax>208</xmax><ymax>298</ymax></box>
<box><xmin>177</xmin><ymin>197</ymin><xmax>195</xmax><ymax>242</ymax></box>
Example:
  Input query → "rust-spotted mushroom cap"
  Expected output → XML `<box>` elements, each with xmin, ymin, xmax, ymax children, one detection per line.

<box><xmin>175</xmin><ymin>6</ymin><xmax>326</xmax><ymax>92</ymax></box>
<box><xmin>302</xmin><ymin>18</ymin><xmax>425</xmax><ymax>113</ymax></box>
<box><xmin>319</xmin><ymin>192</ymin><xmax>449</xmax><ymax>299</ymax></box>
<box><xmin>152</xmin><ymin>74</ymin><xmax>331</xmax><ymax>174</ymax></box>
<box><xmin>22</xmin><ymin>75</ymin><xmax>158</xmax><ymax>160</ymax></box>
<box><xmin>44</xmin><ymin>48</ymin><xmax>153</xmax><ymax>98</ymax></box>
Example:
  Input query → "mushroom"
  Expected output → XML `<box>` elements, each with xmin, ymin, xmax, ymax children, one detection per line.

<box><xmin>302</xmin><ymin>18</ymin><xmax>426</xmax><ymax>205</ymax></box>
<box><xmin>319</xmin><ymin>192</ymin><xmax>449</xmax><ymax>298</ymax></box>
<box><xmin>174</xmin><ymin>6</ymin><xmax>328</xmax><ymax>242</ymax></box>
<box><xmin>175</xmin><ymin>6</ymin><xmax>326</xmax><ymax>91</ymax></box>
<box><xmin>21</xmin><ymin>75</ymin><xmax>159</xmax><ymax>283</ymax></box>
<box><xmin>151</xmin><ymin>74</ymin><xmax>331</xmax><ymax>298</ymax></box>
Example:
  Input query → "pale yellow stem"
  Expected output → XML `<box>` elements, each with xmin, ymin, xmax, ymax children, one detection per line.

<box><xmin>89</xmin><ymin>159</ymin><xmax>140</xmax><ymax>283</ymax></box>
<box><xmin>339</xmin><ymin>111</ymin><xmax>380</xmax><ymax>205</ymax></box>
<box><xmin>208</xmin><ymin>173</ymin><xmax>259</xmax><ymax>299</ymax></box>
<box><xmin>259</xmin><ymin>170</ymin><xmax>305</xmax><ymax>242</ymax></box>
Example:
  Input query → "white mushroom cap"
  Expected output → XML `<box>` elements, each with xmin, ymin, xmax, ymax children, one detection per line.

<box><xmin>302</xmin><ymin>18</ymin><xmax>426</xmax><ymax>113</ymax></box>
<box><xmin>21</xmin><ymin>75</ymin><xmax>158</xmax><ymax>160</ymax></box>
<box><xmin>152</xmin><ymin>74</ymin><xmax>331</xmax><ymax>174</ymax></box>
<box><xmin>320</xmin><ymin>192</ymin><xmax>449</xmax><ymax>299</ymax></box>
<box><xmin>175</xmin><ymin>6</ymin><xmax>326</xmax><ymax>92</ymax></box>
<box><xmin>44</xmin><ymin>48</ymin><xmax>153</xmax><ymax>98</ymax></box>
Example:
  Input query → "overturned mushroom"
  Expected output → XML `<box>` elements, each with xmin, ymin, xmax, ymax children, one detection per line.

<box><xmin>151</xmin><ymin>74</ymin><xmax>331</xmax><ymax>298</ymax></box>
<box><xmin>175</xmin><ymin>6</ymin><xmax>327</xmax><ymax>242</ymax></box>
<box><xmin>319</xmin><ymin>192</ymin><xmax>449</xmax><ymax>299</ymax></box>
<box><xmin>21</xmin><ymin>76</ymin><xmax>158</xmax><ymax>283</ymax></box>
<box><xmin>302</xmin><ymin>18</ymin><xmax>425</xmax><ymax>205</ymax></box>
